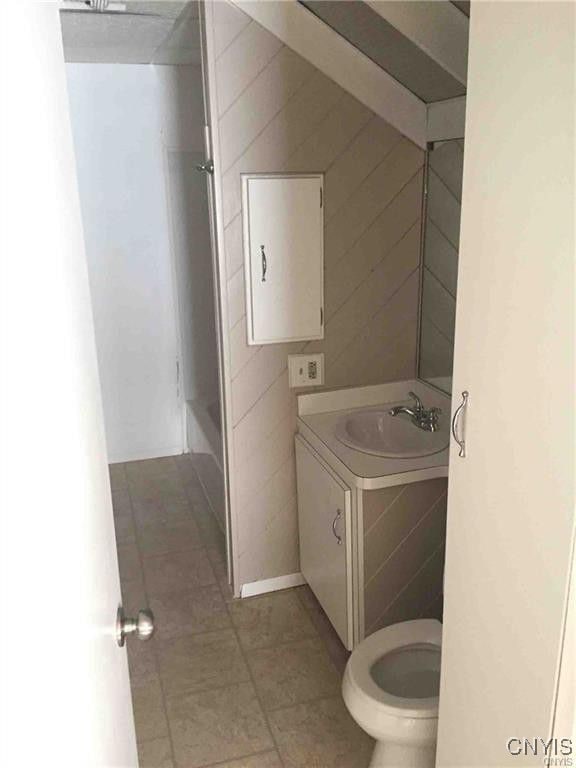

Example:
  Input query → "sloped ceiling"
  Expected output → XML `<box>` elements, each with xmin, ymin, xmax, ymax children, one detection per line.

<box><xmin>60</xmin><ymin>1</ymin><xmax>202</xmax><ymax>64</ymax></box>
<box><xmin>300</xmin><ymin>0</ymin><xmax>466</xmax><ymax>103</ymax></box>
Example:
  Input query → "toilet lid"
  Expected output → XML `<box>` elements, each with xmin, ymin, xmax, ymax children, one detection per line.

<box><xmin>346</xmin><ymin>619</ymin><xmax>442</xmax><ymax>719</ymax></box>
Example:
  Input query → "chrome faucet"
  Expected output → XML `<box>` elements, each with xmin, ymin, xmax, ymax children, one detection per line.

<box><xmin>388</xmin><ymin>391</ymin><xmax>441</xmax><ymax>433</ymax></box>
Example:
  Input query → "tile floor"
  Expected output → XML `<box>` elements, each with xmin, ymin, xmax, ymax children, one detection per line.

<box><xmin>111</xmin><ymin>455</ymin><xmax>373</xmax><ymax>768</ymax></box>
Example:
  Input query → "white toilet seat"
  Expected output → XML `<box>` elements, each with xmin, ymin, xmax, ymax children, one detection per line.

<box><xmin>345</xmin><ymin>619</ymin><xmax>442</xmax><ymax>720</ymax></box>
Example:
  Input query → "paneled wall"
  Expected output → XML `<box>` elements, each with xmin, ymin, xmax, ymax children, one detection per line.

<box><xmin>419</xmin><ymin>139</ymin><xmax>464</xmax><ymax>382</ymax></box>
<box><xmin>211</xmin><ymin>1</ymin><xmax>425</xmax><ymax>588</ymax></box>
<box><xmin>363</xmin><ymin>478</ymin><xmax>447</xmax><ymax>636</ymax></box>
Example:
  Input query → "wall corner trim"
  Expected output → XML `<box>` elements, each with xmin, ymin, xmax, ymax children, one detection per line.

<box><xmin>228</xmin><ymin>0</ymin><xmax>427</xmax><ymax>149</ymax></box>
<box><xmin>240</xmin><ymin>572</ymin><xmax>307</xmax><ymax>598</ymax></box>
<box><xmin>427</xmin><ymin>95</ymin><xmax>467</xmax><ymax>142</ymax></box>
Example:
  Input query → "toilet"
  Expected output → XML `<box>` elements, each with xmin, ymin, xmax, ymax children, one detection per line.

<box><xmin>342</xmin><ymin>619</ymin><xmax>442</xmax><ymax>768</ymax></box>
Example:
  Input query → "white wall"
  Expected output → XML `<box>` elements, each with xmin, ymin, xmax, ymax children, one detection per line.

<box><xmin>66</xmin><ymin>64</ymin><xmax>211</xmax><ymax>463</ymax></box>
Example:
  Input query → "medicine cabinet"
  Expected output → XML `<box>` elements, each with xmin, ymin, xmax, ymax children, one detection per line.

<box><xmin>241</xmin><ymin>173</ymin><xmax>324</xmax><ymax>345</ymax></box>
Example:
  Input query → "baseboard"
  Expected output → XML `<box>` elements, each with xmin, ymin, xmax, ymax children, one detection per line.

<box><xmin>240</xmin><ymin>572</ymin><xmax>306</xmax><ymax>599</ymax></box>
<box><xmin>108</xmin><ymin>445</ymin><xmax>183</xmax><ymax>465</ymax></box>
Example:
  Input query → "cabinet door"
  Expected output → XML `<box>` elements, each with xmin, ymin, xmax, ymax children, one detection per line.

<box><xmin>296</xmin><ymin>436</ymin><xmax>352</xmax><ymax>649</ymax></box>
<box><xmin>437</xmin><ymin>4</ymin><xmax>575</xmax><ymax>766</ymax></box>
<box><xmin>242</xmin><ymin>174</ymin><xmax>323</xmax><ymax>345</ymax></box>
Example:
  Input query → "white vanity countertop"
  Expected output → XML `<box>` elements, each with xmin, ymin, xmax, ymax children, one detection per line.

<box><xmin>297</xmin><ymin>379</ymin><xmax>450</xmax><ymax>490</ymax></box>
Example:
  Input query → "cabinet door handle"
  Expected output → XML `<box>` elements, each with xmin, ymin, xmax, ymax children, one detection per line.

<box><xmin>332</xmin><ymin>509</ymin><xmax>343</xmax><ymax>545</ymax></box>
<box><xmin>451</xmin><ymin>390</ymin><xmax>469</xmax><ymax>458</ymax></box>
<box><xmin>260</xmin><ymin>245</ymin><xmax>267</xmax><ymax>282</ymax></box>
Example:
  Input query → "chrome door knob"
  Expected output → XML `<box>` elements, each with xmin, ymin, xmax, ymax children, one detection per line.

<box><xmin>116</xmin><ymin>606</ymin><xmax>155</xmax><ymax>647</ymax></box>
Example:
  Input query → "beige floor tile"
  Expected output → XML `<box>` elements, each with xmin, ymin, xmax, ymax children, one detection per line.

<box><xmin>109</xmin><ymin>463</ymin><xmax>128</xmax><ymax>491</ymax></box>
<box><xmin>125</xmin><ymin>456</ymin><xmax>179</xmax><ymax>480</ymax></box>
<box><xmin>130</xmin><ymin>482</ymin><xmax>188</xmax><ymax>508</ymax></box>
<box><xmin>114</xmin><ymin>512</ymin><xmax>136</xmax><ymax>544</ymax></box>
<box><xmin>230</xmin><ymin>590</ymin><xmax>317</xmax><ymax>650</ymax></box>
<box><xmin>137</xmin><ymin>518</ymin><xmax>203</xmax><ymax>557</ymax></box>
<box><xmin>207</xmin><ymin>540</ymin><xmax>227</xmax><ymax>571</ymax></box>
<box><xmin>132</xmin><ymin>675</ymin><xmax>169</xmax><ymax>742</ymax></box>
<box><xmin>118</xmin><ymin>541</ymin><xmax>143</xmax><ymax>584</ymax></box>
<box><xmin>128</xmin><ymin>637</ymin><xmax>158</xmax><ymax>683</ymax></box>
<box><xmin>113</xmin><ymin>456</ymin><xmax>374</xmax><ymax>768</ymax></box>
<box><xmin>121</xmin><ymin>579</ymin><xmax>147</xmax><ymax>615</ymax></box>
<box><xmin>166</xmin><ymin>682</ymin><xmax>274</xmax><ymax>768</ymax></box>
<box><xmin>133</xmin><ymin>497</ymin><xmax>191</xmax><ymax>527</ymax></box>
<box><xmin>161</xmin><ymin>496</ymin><xmax>193</xmax><ymax>516</ymax></box>
<box><xmin>177</xmin><ymin>462</ymin><xmax>205</xmax><ymax>492</ymax></box>
<box><xmin>207</xmin><ymin>544</ymin><xmax>235</xmax><ymax>602</ymax></box>
<box><xmin>247</xmin><ymin>637</ymin><xmax>341</xmax><ymax>711</ymax></box>
<box><xmin>198</xmin><ymin>516</ymin><xmax>227</xmax><ymax>550</ymax></box>
<box><xmin>157</xmin><ymin>628</ymin><xmax>249</xmax><ymax>698</ymax></box>
<box><xmin>120</xmin><ymin>581</ymin><xmax>158</xmax><ymax>680</ymax></box>
<box><xmin>180</xmin><ymin>470</ymin><xmax>209</xmax><ymax>498</ymax></box>
<box><xmin>269</xmin><ymin>696</ymin><xmax>373</xmax><ymax>768</ymax></box>
<box><xmin>182</xmin><ymin>484</ymin><xmax>208</xmax><ymax>508</ymax></box>
<box><xmin>149</xmin><ymin>584</ymin><xmax>230</xmax><ymax>640</ymax></box>
<box><xmin>143</xmin><ymin>550</ymin><xmax>216</xmax><ymax>597</ymax></box>
<box><xmin>131</xmin><ymin>498</ymin><xmax>166</xmax><ymax>524</ymax></box>
<box><xmin>185</xmin><ymin>488</ymin><xmax>211</xmax><ymax>513</ymax></box>
<box><xmin>137</xmin><ymin>737</ymin><xmax>174</xmax><ymax>768</ymax></box>
<box><xmin>128</xmin><ymin>466</ymin><xmax>185</xmax><ymax>492</ymax></box>
<box><xmin>172</xmin><ymin>453</ymin><xmax>193</xmax><ymax>470</ymax></box>
<box><xmin>112</xmin><ymin>489</ymin><xmax>132</xmax><ymax>517</ymax></box>
<box><xmin>192</xmin><ymin>498</ymin><xmax>227</xmax><ymax>548</ymax></box>
<box><xmin>154</xmin><ymin>475</ymin><xmax>188</xmax><ymax>496</ymax></box>
<box><xmin>221</xmin><ymin>581</ymin><xmax>237</xmax><ymax>603</ymax></box>
<box><xmin>296</xmin><ymin>585</ymin><xmax>350</xmax><ymax>676</ymax></box>
<box><xmin>213</xmin><ymin>752</ymin><xmax>283</xmax><ymax>768</ymax></box>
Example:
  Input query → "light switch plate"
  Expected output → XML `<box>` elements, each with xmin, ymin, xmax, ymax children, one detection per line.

<box><xmin>288</xmin><ymin>353</ymin><xmax>324</xmax><ymax>388</ymax></box>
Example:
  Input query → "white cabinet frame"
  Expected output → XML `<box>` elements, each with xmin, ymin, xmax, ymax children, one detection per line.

<box><xmin>296</xmin><ymin>435</ymin><xmax>354</xmax><ymax>649</ymax></box>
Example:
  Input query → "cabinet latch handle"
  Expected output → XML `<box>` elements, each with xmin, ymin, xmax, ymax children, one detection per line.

<box><xmin>451</xmin><ymin>390</ymin><xmax>469</xmax><ymax>458</ymax></box>
<box><xmin>332</xmin><ymin>509</ymin><xmax>343</xmax><ymax>545</ymax></box>
<box><xmin>260</xmin><ymin>245</ymin><xmax>267</xmax><ymax>282</ymax></box>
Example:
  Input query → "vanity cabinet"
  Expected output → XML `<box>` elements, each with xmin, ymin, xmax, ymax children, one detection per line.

<box><xmin>241</xmin><ymin>174</ymin><xmax>324</xmax><ymax>345</ymax></box>
<box><xmin>295</xmin><ymin>416</ymin><xmax>448</xmax><ymax>651</ymax></box>
<box><xmin>295</xmin><ymin>436</ymin><xmax>353</xmax><ymax>648</ymax></box>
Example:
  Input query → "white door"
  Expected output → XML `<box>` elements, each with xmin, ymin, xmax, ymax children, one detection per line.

<box><xmin>437</xmin><ymin>4</ymin><xmax>575</xmax><ymax>766</ymax></box>
<box><xmin>0</xmin><ymin>6</ymin><xmax>137</xmax><ymax>765</ymax></box>
<box><xmin>242</xmin><ymin>175</ymin><xmax>324</xmax><ymax>345</ymax></box>
<box><xmin>296</xmin><ymin>437</ymin><xmax>353</xmax><ymax>649</ymax></box>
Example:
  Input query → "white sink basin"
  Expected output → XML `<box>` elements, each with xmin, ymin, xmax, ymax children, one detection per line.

<box><xmin>335</xmin><ymin>407</ymin><xmax>449</xmax><ymax>459</ymax></box>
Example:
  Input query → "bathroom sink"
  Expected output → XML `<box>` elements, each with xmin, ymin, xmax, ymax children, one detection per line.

<box><xmin>335</xmin><ymin>408</ymin><xmax>449</xmax><ymax>459</ymax></box>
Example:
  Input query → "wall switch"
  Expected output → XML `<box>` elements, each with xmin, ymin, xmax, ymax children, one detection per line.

<box><xmin>288</xmin><ymin>353</ymin><xmax>324</xmax><ymax>388</ymax></box>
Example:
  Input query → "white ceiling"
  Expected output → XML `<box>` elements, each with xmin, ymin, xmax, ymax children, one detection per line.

<box><xmin>60</xmin><ymin>1</ymin><xmax>202</xmax><ymax>65</ymax></box>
